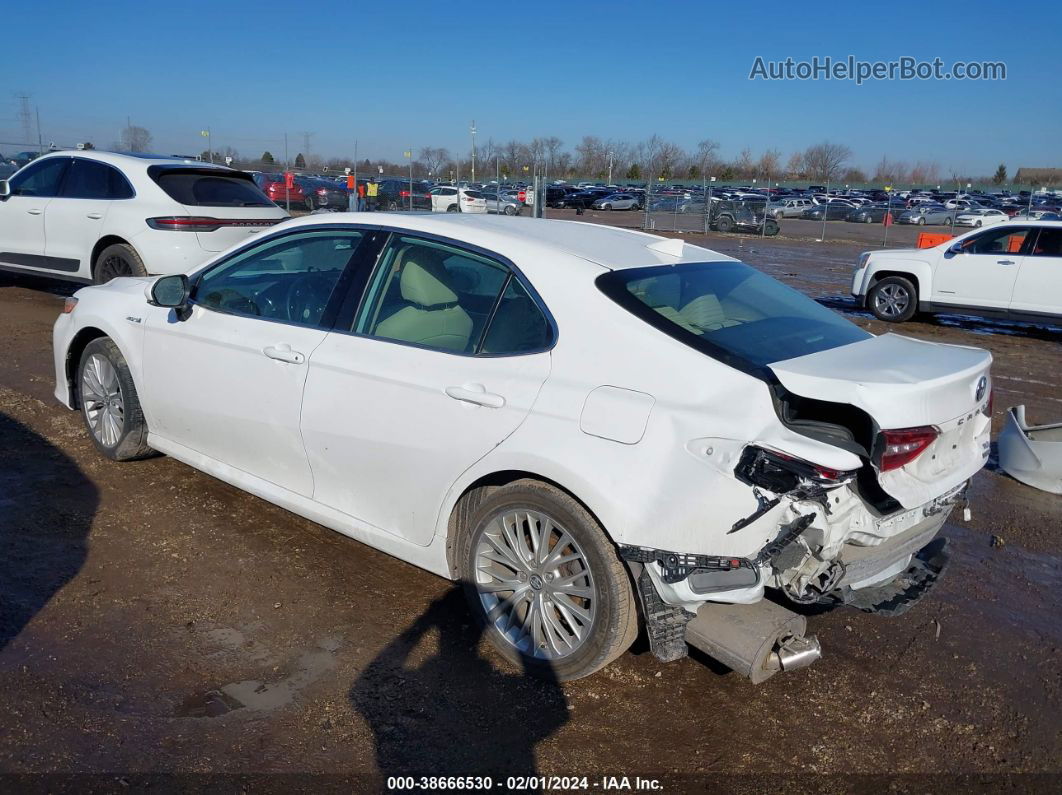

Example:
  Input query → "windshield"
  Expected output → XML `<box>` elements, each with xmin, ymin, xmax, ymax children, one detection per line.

<box><xmin>597</xmin><ymin>261</ymin><xmax>870</xmax><ymax>375</ymax></box>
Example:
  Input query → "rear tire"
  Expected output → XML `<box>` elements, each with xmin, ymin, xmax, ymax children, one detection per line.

<box><xmin>447</xmin><ymin>204</ymin><xmax>459</xmax><ymax>213</ymax></box>
<box><xmin>868</xmin><ymin>275</ymin><xmax>918</xmax><ymax>323</ymax></box>
<box><xmin>456</xmin><ymin>480</ymin><xmax>639</xmax><ymax>681</ymax></box>
<box><xmin>93</xmin><ymin>243</ymin><xmax>147</xmax><ymax>285</ymax></box>
<box><xmin>77</xmin><ymin>337</ymin><xmax>154</xmax><ymax>461</ymax></box>
<box><xmin>716</xmin><ymin>216</ymin><xmax>734</xmax><ymax>233</ymax></box>
<box><xmin>504</xmin><ymin>205</ymin><xmax>516</xmax><ymax>216</ymax></box>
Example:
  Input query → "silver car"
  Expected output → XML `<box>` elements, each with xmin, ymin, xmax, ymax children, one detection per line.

<box><xmin>769</xmin><ymin>197</ymin><xmax>814</xmax><ymax>218</ymax></box>
<box><xmin>898</xmin><ymin>204</ymin><xmax>955</xmax><ymax>226</ymax></box>
<box><xmin>481</xmin><ymin>190</ymin><xmax>523</xmax><ymax>216</ymax></box>
<box><xmin>591</xmin><ymin>193</ymin><xmax>641</xmax><ymax>211</ymax></box>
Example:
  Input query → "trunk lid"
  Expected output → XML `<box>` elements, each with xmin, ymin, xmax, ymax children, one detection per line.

<box><xmin>192</xmin><ymin>205</ymin><xmax>290</xmax><ymax>252</ymax></box>
<box><xmin>769</xmin><ymin>333</ymin><xmax>992</xmax><ymax>509</ymax></box>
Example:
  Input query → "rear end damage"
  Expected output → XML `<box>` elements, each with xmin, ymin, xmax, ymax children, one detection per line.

<box><xmin>620</xmin><ymin>338</ymin><xmax>991</xmax><ymax>682</ymax></box>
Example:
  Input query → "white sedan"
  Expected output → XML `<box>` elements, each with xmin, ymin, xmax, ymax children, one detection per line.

<box><xmin>53</xmin><ymin>214</ymin><xmax>991</xmax><ymax>682</ymax></box>
<box><xmin>955</xmin><ymin>208</ymin><xmax>1008</xmax><ymax>227</ymax></box>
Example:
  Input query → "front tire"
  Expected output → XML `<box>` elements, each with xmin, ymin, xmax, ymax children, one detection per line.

<box><xmin>93</xmin><ymin>243</ymin><xmax>147</xmax><ymax>285</ymax></box>
<box><xmin>868</xmin><ymin>275</ymin><xmax>918</xmax><ymax>323</ymax></box>
<box><xmin>504</xmin><ymin>205</ymin><xmax>516</xmax><ymax>216</ymax></box>
<box><xmin>456</xmin><ymin>480</ymin><xmax>638</xmax><ymax>681</ymax></box>
<box><xmin>716</xmin><ymin>215</ymin><xmax>734</xmax><ymax>233</ymax></box>
<box><xmin>446</xmin><ymin>204</ymin><xmax>459</xmax><ymax>213</ymax></box>
<box><xmin>77</xmin><ymin>337</ymin><xmax>154</xmax><ymax>461</ymax></box>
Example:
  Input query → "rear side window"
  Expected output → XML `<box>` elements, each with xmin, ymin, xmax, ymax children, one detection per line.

<box><xmin>151</xmin><ymin>169</ymin><xmax>272</xmax><ymax>207</ymax></box>
<box><xmin>60</xmin><ymin>159</ymin><xmax>134</xmax><ymax>200</ymax></box>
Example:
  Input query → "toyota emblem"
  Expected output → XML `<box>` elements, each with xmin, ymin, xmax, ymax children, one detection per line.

<box><xmin>975</xmin><ymin>376</ymin><xmax>987</xmax><ymax>402</ymax></box>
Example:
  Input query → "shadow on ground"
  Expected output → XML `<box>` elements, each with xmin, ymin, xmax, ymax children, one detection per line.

<box><xmin>350</xmin><ymin>587</ymin><xmax>569</xmax><ymax>781</ymax></box>
<box><xmin>0</xmin><ymin>411</ymin><xmax>97</xmax><ymax>651</ymax></box>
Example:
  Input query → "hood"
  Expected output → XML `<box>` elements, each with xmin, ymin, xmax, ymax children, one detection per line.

<box><xmin>769</xmin><ymin>333</ymin><xmax>991</xmax><ymax>430</ymax></box>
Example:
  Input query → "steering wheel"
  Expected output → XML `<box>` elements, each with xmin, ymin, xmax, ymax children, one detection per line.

<box><xmin>285</xmin><ymin>272</ymin><xmax>334</xmax><ymax>325</ymax></box>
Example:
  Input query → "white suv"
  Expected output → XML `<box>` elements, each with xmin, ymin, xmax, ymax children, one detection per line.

<box><xmin>852</xmin><ymin>221</ymin><xmax>1062</xmax><ymax>324</ymax></box>
<box><xmin>0</xmin><ymin>151</ymin><xmax>288</xmax><ymax>283</ymax></box>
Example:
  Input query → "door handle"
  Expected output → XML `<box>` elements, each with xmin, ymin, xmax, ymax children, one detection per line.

<box><xmin>263</xmin><ymin>343</ymin><xmax>305</xmax><ymax>364</ymax></box>
<box><xmin>27</xmin><ymin>208</ymin><xmax>42</xmax><ymax>215</ymax></box>
<box><xmin>996</xmin><ymin>259</ymin><xmax>1016</xmax><ymax>265</ymax></box>
<box><xmin>86</xmin><ymin>212</ymin><xmax>103</xmax><ymax>220</ymax></box>
<box><xmin>445</xmin><ymin>383</ymin><xmax>506</xmax><ymax>409</ymax></box>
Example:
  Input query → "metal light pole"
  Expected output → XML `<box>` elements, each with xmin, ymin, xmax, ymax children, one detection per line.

<box><xmin>819</xmin><ymin>178</ymin><xmax>829</xmax><ymax>242</ymax></box>
<box><xmin>882</xmin><ymin>186</ymin><xmax>892</xmax><ymax>248</ymax></box>
<box><xmin>704</xmin><ymin>175</ymin><xmax>714</xmax><ymax>235</ymax></box>
<box><xmin>406</xmin><ymin>148</ymin><xmax>414</xmax><ymax>211</ymax></box>
<box><xmin>352</xmin><ymin>140</ymin><xmax>358</xmax><ymax>211</ymax></box>
<box><xmin>470</xmin><ymin>120</ymin><xmax>476</xmax><ymax>183</ymax></box>
<box><xmin>607</xmin><ymin>150</ymin><xmax>614</xmax><ymax>186</ymax></box>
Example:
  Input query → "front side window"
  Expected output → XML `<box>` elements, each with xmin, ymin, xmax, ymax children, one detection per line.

<box><xmin>60</xmin><ymin>159</ymin><xmax>134</xmax><ymax>200</ymax></box>
<box><xmin>354</xmin><ymin>235</ymin><xmax>551</xmax><ymax>355</ymax></box>
<box><xmin>9</xmin><ymin>157</ymin><xmax>70</xmax><ymax>197</ymax></box>
<box><xmin>598</xmin><ymin>261</ymin><xmax>869</xmax><ymax>374</ymax></box>
<box><xmin>193</xmin><ymin>230</ymin><xmax>364</xmax><ymax>327</ymax></box>
<box><xmin>962</xmin><ymin>227</ymin><xmax>1031</xmax><ymax>255</ymax></box>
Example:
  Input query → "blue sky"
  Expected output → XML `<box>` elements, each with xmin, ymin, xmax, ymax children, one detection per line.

<box><xmin>1</xmin><ymin>1</ymin><xmax>1057</xmax><ymax>174</ymax></box>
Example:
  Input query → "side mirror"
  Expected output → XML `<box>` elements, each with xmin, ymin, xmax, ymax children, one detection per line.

<box><xmin>0</xmin><ymin>180</ymin><xmax>9</xmax><ymax>198</ymax></box>
<box><xmin>148</xmin><ymin>274</ymin><xmax>190</xmax><ymax>308</ymax></box>
<box><xmin>948</xmin><ymin>241</ymin><xmax>966</xmax><ymax>254</ymax></box>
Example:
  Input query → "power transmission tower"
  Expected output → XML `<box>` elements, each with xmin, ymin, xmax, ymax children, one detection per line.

<box><xmin>301</xmin><ymin>131</ymin><xmax>315</xmax><ymax>164</ymax></box>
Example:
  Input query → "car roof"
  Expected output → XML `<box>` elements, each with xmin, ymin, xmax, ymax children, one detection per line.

<box><xmin>278</xmin><ymin>213</ymin><xmax>734</xmax><ymax>271</ymax></box>
<box><xmin>31</xmin><ymin>149</ymin><xmax>234</xmax><ymax>171</ymax></box>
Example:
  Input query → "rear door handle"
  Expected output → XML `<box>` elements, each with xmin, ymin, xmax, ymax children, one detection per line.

<box><xmin>86</xmin><ymin>212</ymin><xmax>103</xmax><ymax>220</ymax></box>
<box><xmin>27</xmin><ymin>208</ymin><xmax>42</xmax><ymax>215</ymax></box>
<box><xmin>263</xmin><ymin>343</ymin><xmax>305</xmax><ymax>364</ymax></box>
<box><xmin>445</xmin><ymin>383</ymin><xmax>506</xmax><ymax>409</ymax></box>
<box><xmin>997</xmin><ymin>259</ymin><xmax>1016</xmax><ymax>265</ymax></box>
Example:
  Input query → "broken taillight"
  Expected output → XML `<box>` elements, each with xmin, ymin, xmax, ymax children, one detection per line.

<box><xmin>62</xmin><ymin>297</ymin><xmax>78</xmax><ymax>314</ymax></box>
<box><xmin>880</xmin><ymin>426</ymin><xmax>939</xmax><ymax>471</ymax></box>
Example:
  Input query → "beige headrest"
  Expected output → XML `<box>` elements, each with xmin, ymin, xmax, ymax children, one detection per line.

<box><xmin>399</xmin><ymin>249</ymin><xmax>458</xmax><ymax>307</ymax></box>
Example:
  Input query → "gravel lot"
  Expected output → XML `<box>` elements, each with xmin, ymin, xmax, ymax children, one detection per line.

<box><xmin>1</xmin><ymin>222</ymin><xmax>1059</xmax><ymax>788</ymax></box>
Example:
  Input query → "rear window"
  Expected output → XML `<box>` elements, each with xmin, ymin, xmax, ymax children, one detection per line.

<box><xmin>597</xmin><ymin>261</ymin><xmax>870</xmax><ymax>376</ymax></box>
<box><xmin>151</xmin><ymin>168</ymin><xmax>273</xmax><ymax>207</ymax></box>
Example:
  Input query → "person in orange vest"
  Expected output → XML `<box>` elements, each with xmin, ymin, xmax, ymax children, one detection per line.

<box><xmin>357</xmin><ymin>181</ymin><xmax>367</xmax><ymax>211</ymax></box>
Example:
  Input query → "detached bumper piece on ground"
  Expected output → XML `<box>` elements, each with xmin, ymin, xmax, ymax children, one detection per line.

<box><xmin>998</xmin><ymin>405</ymin><xmax>1062</xmax><ymax>495</ymax></box>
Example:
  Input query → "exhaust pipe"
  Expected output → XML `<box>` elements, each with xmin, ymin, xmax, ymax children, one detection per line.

<box><xmin>685</xmin><ymin>599</ymin><xmax>821</xmax><ymax>683</ymax></box>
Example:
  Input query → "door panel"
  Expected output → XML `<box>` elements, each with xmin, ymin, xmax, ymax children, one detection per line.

<box><xmin>302</xmin><ymin>335</ymin><xmax>550</xmax><ymax>544</ymax></box>
<box><xmin>0</xmin><ymin>157</ymin><xmax>70</xmax><ymax>269</ymax></box>
<box><xmin>44</xmin><ymin>198</ymin><xmax>110</xmax><ymax>276</ymax></box>
<box><xmin>932</xmin><ymin>226</ymin><xmax>1031</xmax><ymax>309</ymax></box>
<box><xmin>140</xmin><ymin>228</ymin><xmax>367</xmax><ymax>496</ymax></box>
<box><xmin>301</xmin><ymin>233</ymin><xmax>554</xmax><ymax>544</ymax></box>
<box><xmin>1010</xmin><ymin>227</ymin><xmax>1062</xmax><ymax>316</ymax></box>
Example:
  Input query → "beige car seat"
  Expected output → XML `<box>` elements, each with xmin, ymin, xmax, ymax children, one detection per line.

<box><xmin>375</xmin><ymin>247</ymin><xmax>473</xmax><ymax>351</ymax></box>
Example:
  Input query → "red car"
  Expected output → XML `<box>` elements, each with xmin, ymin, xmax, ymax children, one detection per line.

<box><xmin>253</xmin><ymin>172</ymin><xmax>309</xmax><ymax>209</ymax></box>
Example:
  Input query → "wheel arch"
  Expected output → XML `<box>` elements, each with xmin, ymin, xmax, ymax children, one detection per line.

<box><xmin>90</xmin><ymin>235</ymin><xmax>135</xmax><ymax>280</ymax></box>
<box><xmin>63</xmin><ymin>326</ymin><xmax>112</xmax><ymax>408</ymax></box>
<box><xmin>442</xmin><ymin>468</ymin><xmax>613</xmax><ymax>579</ymax></box>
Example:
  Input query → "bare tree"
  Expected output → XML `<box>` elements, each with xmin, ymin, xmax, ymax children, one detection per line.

<box><xmin>697</xmin><ymin>138</ymin><xmax>721</xmax><ymax>174</ymax></box>
<box><xmin>543</xmin><ymin>136</ymin><xmax>563</xmax><ymax>173</ymax></box>
<box><xmin>734</xmin><ymin>147</ymin><xmax>754</xmax><ymax>179</ymax></box>
<box><xmin>757</xmin><ymin>149</ymin><xmax>781</xmax><ymax>180</ymax></box>
<box><xmin>803</xmin><ymin>141</ymin><xmax>852</xmax><ymax>183</ymax></box>
<box><xmin>419</xmin><ymin>146</ymin><xmax>450</xmax><ymax>178</ymax></box>
<box><xmin>784</xmin><ymin>151</ymin><xmax>805</xmax><ymax>178</ymax></box>
<box><xmin>120</xmin><ymin>125</ymin><xmax>152</xmax><ymax>153</ymax></box>
<box><xmin>501</xmin><ymin>140</ymin><xmax>522</xmax><ymax>175</ymax></box>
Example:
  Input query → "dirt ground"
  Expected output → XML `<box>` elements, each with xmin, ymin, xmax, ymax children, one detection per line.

<box><xmin>0</xmin><ymin>223</ymin><xmax>1060</xmax><ymax>790</ymax></box>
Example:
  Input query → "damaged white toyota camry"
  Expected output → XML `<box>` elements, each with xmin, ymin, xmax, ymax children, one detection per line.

<box><xmin>52</xmin><ymin>214</ymin><xmax>992</xmax><ymax>682</ymax></box>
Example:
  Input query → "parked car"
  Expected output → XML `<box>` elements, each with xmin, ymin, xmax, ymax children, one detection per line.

<box><xmin>53</xmin><ymin>213</ymin><xmax>991</xmax><ymax>682</ymax></box>
<box><xmin>955</xmin><ymin>208</ymin><xmax>1008</xmax><ymax>228</ymax></box>
<box><xmin>769</xmin><ymin>197</ymin><xmax>814</xmax><ymax>218</ymax></box>
<box><xmin>801</xmin><ymin>203</ymin><xmax>853</xmax><ymax>221</ymax></box>
<box><xmin>429</xmin><ymin>186</ymin><xmax>487</xmax><ymax>213</ymax></box>
<box><xmin>591</xmin><ymin>193</ymin><xmax>641</xmax><ymax>211</ymax></box>
<box><xmin>0</xmin><ymin>153</ymin><xmax>15</xmax><ymax>180</ymax></box>
<box><xmin>897</xmin><ymin>205</ymin><xmax>955</xmax><ymax>226</ymax></box>
<box><xmin>0</xmin><ymin>151</ymin><xmax>287</xmax><ymax>283</ymax></box>
<box><xmin>298</xmin><ymin>176</ymin><xmax>348</xmax><ymax>211</ymax></box>
<box><xmin>710</xmin><ymin>199</ymin><xmax>779</xmax><ymax>235</ymax></box>
<box><xmin>555</xmin><ymin>189</ymin><xmax>611</xmax><ymax>209</ymax></box>
<box><xmin>377</xmin><ymin>179</ymin><xmax>432</xmax><ymax>211</ymax></box>
<box><xmin>845</xmin><ymin>204</ymin><xmax>902</xmax><ymax>224</ymax></box>
<box><xmin>852</xmin><ymin>221</ymin><xmax>1062</xmax><ymax>323</ymax></box>
<box><xmin>479</xmin><ymin>188</ymin><xmax>523</xmax><ymax>216</ymax></box>
<box><xmin>253</xmin><ymin>172</ymin><xmax>309</xmax><ymax>208</ymax></box>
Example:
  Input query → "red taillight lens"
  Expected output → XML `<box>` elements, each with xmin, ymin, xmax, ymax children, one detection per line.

<box><xmin>147</xmin><ymin>217</ymin><xmax>284</xmax><ymax>232</ymax></box>
<box><xmin>317</xmin><ymin>188</ymin><xmax>328</xmax><ymax>195</ymax></box>
<box><xmin>147</xmin><ymin>216</ymin><xmax>222</xmax><ymax>232</ymax></box>
<box><xmin>399</xmin><ymin>190</ymin><xmax>410</xmax><ymax>197</ymax></box>
<box><xmin>880</xmin><ymin>426</ymin><xmax>939</xmax><ymax>471</ymax></box>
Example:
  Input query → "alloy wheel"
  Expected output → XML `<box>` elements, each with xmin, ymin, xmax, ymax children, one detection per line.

<box><xmin>474</xmin><ymin>510</ymin><xmax>596</xmax><ymax>660</ymax></box>
<box><xmin>81</xmin><ymin>354</ymin><xmax>124</xmax><ymax>447</ymax></box>
<box><xmin>874</xmin><ymin>284</ymin><xmax>911</xmax><ymax>318</ymax></box>
<box><xmin>96</xmin><ymin>254</ymin><xmax>133</xmax><ymax>283</ymax></box>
